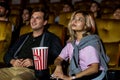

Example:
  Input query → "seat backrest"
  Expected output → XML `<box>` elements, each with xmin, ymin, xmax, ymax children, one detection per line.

<box><xmin>96</xmin><ymin>19</ymin><xmax>120</xmax><ymax>69</ymax></box>
<box><xmin>48</xmin><ymin>13</ymin><xmax>55</xmax><ymax>24</ymax></box>
<box><xmin>9</xmin><ymin>14</ymin><xmax>18</xmax><ymax>27</ymax></box>
<box><xmin>101</xmin><ymin>7</ymin><xmax>114</xmax><ymax>14</ymax></box>
<box><xmin>10</xmin><ymin>9</ymin><xmax>20</xmax><ymax>15</ymax></box>
<box><xmin>48</xmin><ymin>24</ymin><xmax>67</xmax><ymax>46</ymax></box>
<box><xmin>101</xmin><ymin>13</ymin><xmax>113</xmax><ymax>19</ymax></box>
<box><xmin>96</xmin><ymin>19</ymin><xmax>120</xmax><ymax>43</ymax></box>
<box><xmin>74</xmin><ymin>1</ymin><xmax>90</xmax><ymax>11</ymax></box>
<box><xmin>104</xmin><ymin>42</ymin><xmax>120</xmax><ymax>68</ymax></box>
<box><xmin>0</xmin><ymin>21</ymin><xmax>12</xmax><ymax>62</ymax></box>
<box><xmin>20</xmin><ymin>25</ymin><xmax>33</xmax><ymax>36</ymax></box>
<box><xmin>59</xmin><ymin>12</ymin><xmax>73</xmax><ymax>27</ymax></box>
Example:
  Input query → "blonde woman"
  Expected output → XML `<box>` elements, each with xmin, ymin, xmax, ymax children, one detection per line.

<box><xmin>52</xmin><ymin>10</ymin><xmax>109</xmax><ymax>80</ymax></box>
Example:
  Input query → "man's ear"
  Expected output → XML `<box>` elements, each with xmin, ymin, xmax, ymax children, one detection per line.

<box><xmin>5</xmin><ymin>10</ymin><xmax>9</xmax><ymax>15</ymax></box>
<box><xmin>43</xmin><ymin>20</ymin><xmax>48</xmax><ymax>25</ymax></box>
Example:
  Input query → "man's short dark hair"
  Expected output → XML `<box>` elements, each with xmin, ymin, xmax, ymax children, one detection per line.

<box><xmin>32</xmin><ymin>7</ymin><xmax>49</xmax><ymax>21</ymax></box>
<box><xmin>0</xmin><ymin>2</ymin><xmax>9</xmax><ymax>10</ymax></box>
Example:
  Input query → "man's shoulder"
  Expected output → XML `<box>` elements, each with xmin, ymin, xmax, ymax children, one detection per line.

<box><xmin>18</xmin><ymin>33</ymin><xmax>31</xmax><ymax>40</ymax></box>
<box><xmin>45</xmin><ymin>31</ymin><xmax>59</xmax><ymax>39</ymax></box>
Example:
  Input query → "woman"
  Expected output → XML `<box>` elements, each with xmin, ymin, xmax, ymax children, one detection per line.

<box><xmin>112</xmin><ymin>6</ymin><xmax>120</xmax><ymax>20</ymax></box>
<box><xmin>52</xmin><ymin>10</ymin><xmax>109</xmax><ymax>80</ymax></box>
<box><xmin>89</xmin><ymin>1</ymin><xmax>101</xmax><ymax>18</ymax></box>
<box><xmin>12</xmin><ymin>7</ymin><xmax>33</xmax><ymax>44</ymax></box>
<box><xmin>54</xmin><ymin>2</ymin><xmax>74</xmax><ymax>23</ymax></box>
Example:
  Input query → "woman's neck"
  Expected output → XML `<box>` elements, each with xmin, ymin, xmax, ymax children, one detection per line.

<box><xmin>76</xmin><ymin>32</ymin><xmax>83</xmax><ymax>41</ymax></box>
<box><xmin>25</xmin><ymin>21</ymin><xmax>30</xmax><ymax>25</ymax></box>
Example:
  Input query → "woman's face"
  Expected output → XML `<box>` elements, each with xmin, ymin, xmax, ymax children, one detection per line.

<box><xmin>22</xmin><ymin>9</ymin><xmax>30</xmax><ymax>22</ymax></box>
<box><xmin>71</xmin><ymin>13</ymin><xmax>86</xmax><ymax>31</ymax></box>
<box><xmin>63</xmin><ymin>4</ymin><xmax>71</xmax><ymax>12</ymax></box>
<box><xmin>90</xmin><ymin>3</ymin><xmax>99</xmax><ymax>13</ymax></box>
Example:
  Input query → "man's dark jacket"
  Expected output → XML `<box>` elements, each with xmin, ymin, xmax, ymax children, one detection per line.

<box><xmin>4</xmin><ymin>31</ymin><xmax>63</xmax><ymax>67</ymax></box>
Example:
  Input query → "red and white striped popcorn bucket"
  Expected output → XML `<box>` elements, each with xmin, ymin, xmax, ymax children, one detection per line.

<box><xmin>32</xmin><ymin>47</ymin><xmax>48</xmax><ymax>70</ymax></box>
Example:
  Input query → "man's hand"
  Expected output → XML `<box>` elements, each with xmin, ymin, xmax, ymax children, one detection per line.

<box><xmin>10</xmin><ymin>59</ymin><xmax>23</xmax><ymax>67</ymax></box>
<box><xmin>10</xmin><ymin>58</ymin><xmax>33</xmax><ymax>67</ymax></box>
<box><xmin>21</xmin><ymin>58</ymin><xmax>33</xmax><ymax>67</ymax></box>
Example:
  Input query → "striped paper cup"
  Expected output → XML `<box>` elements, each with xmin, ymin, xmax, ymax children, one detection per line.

<box><xmin>32</xmin><ymin>47</ymin><xmax>48</xmax><ymax>70</ymax></box>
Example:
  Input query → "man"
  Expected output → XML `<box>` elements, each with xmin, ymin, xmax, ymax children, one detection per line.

<box><xmin>0</xmin><ymin>2</ymin><xmax>9</xmax><ymax>21</ymax></box>
<box><xmin>0</xmin><ymin>2</ymin><xmax>12</xmax><ymax>65</ymax></box>
<box><xmin>0</xmin><ymin>2</ymin><xmax>14</xmax><ymax>31</ymax></box>
<box><xmin>0</xmin><ymin>7</ymin><xmax>62</xmax><ymax>80</ymax></box>
<box><xmin>0</xmin><ymin>1</ymin><xmax>17</xmax><ymax>48</ymax></box>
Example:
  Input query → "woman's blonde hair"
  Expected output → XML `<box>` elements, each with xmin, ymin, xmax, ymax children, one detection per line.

<box><xmin>67</xmin><ymin>10</ymin><xmax>96</xmax><ymax>42</ymax></box>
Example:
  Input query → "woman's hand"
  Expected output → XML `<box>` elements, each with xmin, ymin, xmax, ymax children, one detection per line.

<box><xmin>51</xmin><ymin>56</ymin><xmax>64</xmax><ymax>79</ymax></box>
<box><xmin>60</xmin><ymin>75</ymin><xmax>71</xmax><ymax>80</ymax></box>
<box><xmin>52</xmin><ymin>65</ymin><xmax>64</xmax><ymax>79</ymax></box>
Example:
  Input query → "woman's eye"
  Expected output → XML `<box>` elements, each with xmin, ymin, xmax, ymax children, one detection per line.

<box><xmin>79</xmin><ymin>18</ymin><xmax>83</xmax><ymax>21</ymax></box>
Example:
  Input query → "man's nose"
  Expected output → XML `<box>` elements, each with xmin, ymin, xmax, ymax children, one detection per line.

<box><xmin>32</xmin><ymin>18</ymin><xmax>36</xmax><ymax>22</ymax></box>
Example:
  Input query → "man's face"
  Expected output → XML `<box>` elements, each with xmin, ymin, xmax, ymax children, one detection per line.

<box><xmin>113</xmin><ymin>9</ymin><xmax>120</xmax><ymax>19</ymax></box>
<box><xmin>0</xmin><ymin>6</ymin><xmax>6</xmax><ymax>17</ymax></box>
<box><xmin>30</xmin><ymin>12</ymin><xmax>47</xmax><ymax>31</ymax></box>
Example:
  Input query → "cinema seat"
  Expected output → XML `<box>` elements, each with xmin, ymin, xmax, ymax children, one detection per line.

<box><xmin>0</xmin><ymin>21</ymin><xmax>12</xmax><ymax>67</ymax></box>
<box><xmin>48</xmin><ymin>24</ymin><xmax>67</xmax><ymax>46</ymax></box>
<box><xmin>20</xmin><ymin>25</ymin><xmax>33</xmax><ymax>36</ymax></box>
<box><xmin>96</xmin><ymin>19</ymin><xmax>120</xmax><ymax>70</ymax></box>
<box><xmin>59</xmin><ymin>12</ymin><xmax>73</xmax><ymax>27</ymax></box>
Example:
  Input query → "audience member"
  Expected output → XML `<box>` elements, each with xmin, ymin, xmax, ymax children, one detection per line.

<box><xmin>0</xmin><ymin>2</ymin><xmax>19</xmax><ymax>48</ymax></box>
<box><xmin>0</xmin><ymin>7</ymin><xmax>62</xmax><ymax>80</ymax></box>
<box><xmin>15</xmin><ymin>7</ymin><xmax>32</xmax><ymax>38</ymax></box>
<box><xmin>0</xmin><ymin>1</ymin><xmax>13</xmax><ymax>63</ymax></box>
<box><xmin>0</xmin><ymin>2</ymin><xmax>10</xmax><ymax>21</ymax></box>
<box><xmin>55</xmin><ymin>2</ymin><xmax>74</xmax><ymax>23</ymax></box>
<box><xmin>112</xmin><ymin>6</ymin><xmax>120</xmax><ymax>20</ymax></box>
<box><xmin>89</xmin><ymin>1</ymin><xmax>101</xmax><ymax>18</ymax></box>
<box><xmin>0</xmin><ymin>2</ymin><xmax>15</xmax><ymax>31</ymax></box>
<box><xmin>52</xmin><ymin>10</ymin><xmax>109</xmax><ymax>80</ymax></box>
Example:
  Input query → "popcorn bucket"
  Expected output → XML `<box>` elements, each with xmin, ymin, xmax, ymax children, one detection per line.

<box><xmin>32</xmin><ymin>47</ymin><xmax>48</xmax><ymax>70</ymax></box>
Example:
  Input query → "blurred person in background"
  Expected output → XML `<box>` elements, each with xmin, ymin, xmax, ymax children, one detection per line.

<box><xmin>0</xmin><ymin>1</ymin><xmax>15</xmax><ymax>32</ymax></box>
<box><xmin>112</xmin><ymin>6</ymin><xmax>120</xmax><ymax>20</ymax></box>
<box><xmin>0</xmin><ymin>2</ymin><xmax>10</xmax><ymax>21</ymax></box>
<box><xmin>0</xmin><ymin>1</ymin><xmax>13</xmax><ymax>64</ymax></box>
<box><xmin>55</xmin><ymin>2</ymin><xmax>74</xmax><ymax>23</ymax></box>
<box><xmin>89</xmin><ymin>1</ymin><xmax>101</xmax><ymax>18</ymax></box>
<box><xmin>14</xmin><ymin>7</ymin><xmax>33</xmax><ymax>42</ymax></box>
